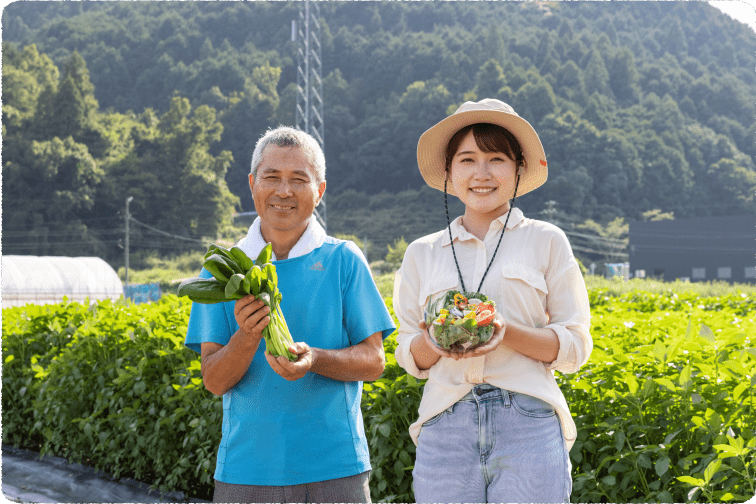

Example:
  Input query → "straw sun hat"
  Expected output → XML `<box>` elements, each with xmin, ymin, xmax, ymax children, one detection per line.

<box><xmin>417</xmin><ymin>98</ymin><xmax>548</xmax><ymax>198</ymax></box>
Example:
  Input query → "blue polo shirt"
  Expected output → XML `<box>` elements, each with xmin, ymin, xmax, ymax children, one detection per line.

<box><xmin>185</xmin><ymin>238</ymin><xmax>395</xmax><ymax>485</ymax></box>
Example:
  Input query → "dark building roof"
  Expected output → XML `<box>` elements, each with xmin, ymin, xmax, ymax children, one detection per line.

<box><xmin>629</xmin><ymin>214</ymin><xmax>755</xmax><ymax>254</ymax></box>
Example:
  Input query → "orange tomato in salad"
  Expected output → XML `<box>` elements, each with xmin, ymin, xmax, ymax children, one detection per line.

<box><xmin>475</xmin><ymin>310</ymin><xmax>495</xmax><ymax>326</ymax></box>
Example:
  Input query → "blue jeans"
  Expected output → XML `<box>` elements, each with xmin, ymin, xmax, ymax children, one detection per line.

<box><xmin>412</xmin><ymin>384</ymin><xmax>572</xmax><ymax>503</ymax></box>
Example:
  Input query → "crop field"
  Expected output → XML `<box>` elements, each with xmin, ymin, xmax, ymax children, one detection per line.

<box><xmin>2</xmin><ymin>277</ymin><xmax>754</xmax><ymax>503</ymax></box>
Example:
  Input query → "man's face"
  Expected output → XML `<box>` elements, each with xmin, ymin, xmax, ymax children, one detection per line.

<box><xmin>249</xmin><ymin>145</ymin><xmax>326</xmax><ymax>240</ymax></box>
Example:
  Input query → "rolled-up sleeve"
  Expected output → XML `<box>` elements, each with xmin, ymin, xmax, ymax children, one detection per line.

<box><xmin>392</xmin><ymin>244</ymin><xmax>431</xmax><ymax>380</ymax></box>
<box><xmin>543</xmin><ymin>236</ymin><xmax>593</xmax><ymax>374</ymax></box>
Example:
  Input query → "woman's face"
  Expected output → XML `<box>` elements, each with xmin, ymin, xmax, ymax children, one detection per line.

<box><xmin>449</xmin><ymin>130</ymin><xmax>518</xmax><ymax>219</ymax></box>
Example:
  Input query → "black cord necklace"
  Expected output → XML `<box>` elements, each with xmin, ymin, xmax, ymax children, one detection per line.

<box><xmin>444</xmin><ymin>172</ymin><xmax>521</xmax><ymax>294</ymax></box>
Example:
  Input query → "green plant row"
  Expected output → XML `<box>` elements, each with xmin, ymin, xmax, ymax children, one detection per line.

<box><xmin>2</xmin><ymin>287</ymin><xmax>754</xmax><ymax>502</ymax></box>
<box><xmin>1</xmin><ymin>296</ymin><xmax>218</xmax><ymax>501</ymax></box>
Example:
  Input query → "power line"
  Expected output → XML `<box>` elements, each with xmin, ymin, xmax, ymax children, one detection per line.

<box><xmin>128</xmin><ymin>217</ymin><xmax>209</xmax><ymax>244</ymax></box>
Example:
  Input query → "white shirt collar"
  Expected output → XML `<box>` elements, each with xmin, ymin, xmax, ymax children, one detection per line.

<box><xmin>236</xmin><ymin>215</ymin><xmax>326</xmax><ymax>261</ymax></box>
<box><xmin>442</xmin><ymin>207</ymin><xmax>525</xmax><ymax>246</ymax></box>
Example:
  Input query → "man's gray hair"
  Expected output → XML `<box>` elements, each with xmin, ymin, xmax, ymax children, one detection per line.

<box><xmin>250</xmin><ymin>126</ymin><xmax>326</xmax><ymax>183</ymax></box>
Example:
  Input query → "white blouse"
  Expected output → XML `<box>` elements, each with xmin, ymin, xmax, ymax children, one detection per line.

<box><xmin>393</xmin><ymin>207</ymin><xmax>592</xmax><ymax>450</ymax></box>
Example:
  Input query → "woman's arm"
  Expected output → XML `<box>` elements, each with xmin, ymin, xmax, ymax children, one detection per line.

<box><xmin>501</xmin><ymin>321</ymin><xmax>559</xmax><ymax>363</ymax></box>
<box><xmin>409</xmin><ymin>322</ymin><xmax>444</xmax><ymax>370</ymax></box>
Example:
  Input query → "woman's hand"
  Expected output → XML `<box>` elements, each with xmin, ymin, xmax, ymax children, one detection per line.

<box><xmin>466</xmin><ymin>313</ymin><xmax>506</xmax><ymax>358</ymax></box>
<box><xmin>423</xmin><ymin>314</ymin><xmax>506</xmax><ymax>360</ymax></box>
<box><xmin>419</xmin><ymin>320</ymin><xmax>454</xmax><ymax>359</ymax></box>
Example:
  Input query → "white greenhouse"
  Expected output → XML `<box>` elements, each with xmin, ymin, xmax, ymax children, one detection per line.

<box><xmin>2</xmin><ymin>256</ymin><xmax>124</xmax><ymax>309</ymax></box>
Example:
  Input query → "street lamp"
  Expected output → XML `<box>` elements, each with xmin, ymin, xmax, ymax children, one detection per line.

<box><xmin>125</xmin><ymin>196</ymin><xmax>133</xmax><ymax>289</ymax></box>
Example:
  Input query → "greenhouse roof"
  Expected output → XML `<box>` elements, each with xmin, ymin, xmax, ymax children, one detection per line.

<box><xmin>2</xmin><ymin>255</ymin><xmax>123</xmax><ymax>308</ymax></box>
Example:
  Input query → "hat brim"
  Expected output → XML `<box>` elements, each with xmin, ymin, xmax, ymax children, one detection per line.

<box><xmin>417</xmin><ymin>109</ymin><xmax>548</xmax><ymax>198</ymax></box>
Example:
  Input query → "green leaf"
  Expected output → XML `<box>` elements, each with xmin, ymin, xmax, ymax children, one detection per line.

<box><xmin>177</xmin><ymin>277</ymin><xmax>227</xmax><ymax>304</ymax></box>
<box><xmin>224</xmin><ymin>273</ymin><xmax>247</xmax><ymax>299</ymax></box>
<box><xmin>713</xmin><ymin>444</ymin><xmax>743</xmax><ymax>457</ymax></box>
<box><xmin>229</xmin><ymin>246</ymin><xmax>254</xmax><ymax>272</ymax></box>
<box><xmin>698</xmin><ymin>323</ymin><xmax>715</xmax><ymax>343</ymax></box>
<box><xmin>614</xmin><ymin>430</ymin><xmax>626</xmax><ymax>452</ymax></box>
<box><xmin>246</xmin><ymin>266</ymin><xmax>262</xmax><ymax>295</ymax></box>
<box><xmin>638</xmin><ymin>453</ymin><xmax>653</xmax><ymax>469</ymax></box>
<box><xmin>255</xmin><ymin>243</ymin><xmax>273</xmax><ymax>266</ymax></box>
<box><xmin>655</xmin><ymin>377</ymin><xmax>677</xmax><ymax>391</ymax></box>
<box><xmin>652</xmin><ymin>340</ymin><xmax>666</xmax><ymax>362</ymax></box>
<box><xmin>679</xmin><ymin>364</ymin><xmax>692</xmax><ymax>388</ymax></box>
<box><xmin>655</xmin><ymin>456</ymin><xmax>670</xmax><ymax>477</ymax></box>
<box><xmin>602</xmin><ymin>475</ymin><xmax>616</xmax><ymax>486</ymax></box>
<box><xmin>703</xmin><ymin>458</ymin><xmax>722</xmax><ymax>483</ymax></box>
<box><xmin>731</xmin><ymin>382</ymin><xmax>748</xmax><ymax>402</ymax></box>
<box><xmin>729</xmin><ymin>435</ymin><xmax>745</xmax><ymax>451</ymax></box>
<box><xmin>378</xmin><ymin>423</ymin><xmax>391</xmax><ymax>437</ymax></box>
<box><xmin>657</xmin><ymin>490</ymin><xmax>674</xmax><ymax>503</ymax></box>
<box><xmin>677</xmin><ymin>476</ymin><xmax>704</xmax><ymax>486</ymax></box>
<box><xmin>203</xmin><ymin>254</ymin><xmax>238</xmax><ymax>283</ymax></box>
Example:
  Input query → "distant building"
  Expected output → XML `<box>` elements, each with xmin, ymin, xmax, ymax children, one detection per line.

<box><xmin>629</xmin><ymin>215</ymin><xmax>756</xmax><ymax>284</ymax></box>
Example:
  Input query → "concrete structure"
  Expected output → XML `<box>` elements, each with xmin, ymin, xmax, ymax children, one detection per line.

<box><xmin>628</xmin><ymin>215</ymin><xmax>756</xmax><ymax>284</ymax></box>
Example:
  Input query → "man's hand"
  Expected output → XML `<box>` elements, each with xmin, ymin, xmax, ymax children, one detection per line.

<box><xmin>234</xmin><ymin>295</ymin><xmax>270</xmax><ymax>346</ymax></box>
<box><xmin>265</xmin><ymin>342</ymin><xmax>314</xmax><ymax>381</ymax></box>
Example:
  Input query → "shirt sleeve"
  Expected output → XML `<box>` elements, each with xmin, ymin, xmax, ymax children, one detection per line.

<box><xmin>184</xmin><ymin>268</ymin><xmax>235</xmax><ymax>354</ymax></box>
<box><xmin>341</xmin><ymin>241</ymin><xmax>396</xmax><ymax>345</ymax></box>
<box><xmin>543</xmin><ymin>232</ymin><xmax>593</xmax><ymax>374</ymax></box>
<box><xmin>392</xmin><ymin>242</ymin><xmax>430</xmax><ymax>380</ymax></box>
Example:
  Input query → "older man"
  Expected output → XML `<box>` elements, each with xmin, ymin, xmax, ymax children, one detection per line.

<box><xmin>184</xmin><ymin>126</ymin><xmax>395</xmax><ymax>503</ymax></box>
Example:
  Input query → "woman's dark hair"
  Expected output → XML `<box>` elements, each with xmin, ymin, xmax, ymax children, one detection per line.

<box><xmin>444</xmin><ymin>123</ymin><xmax>525</xmax><ymax>173</ymax></box>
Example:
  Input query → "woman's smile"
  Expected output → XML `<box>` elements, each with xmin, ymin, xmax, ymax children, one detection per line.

<box><xmin>469</xmin><ymin>187</ymin><xmax>497</xmax><ymax>194</ymax></box>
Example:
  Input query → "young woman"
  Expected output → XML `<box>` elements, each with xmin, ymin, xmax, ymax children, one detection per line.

<box><xmin>393</xmin><ymin>98</ymin><xmax>592</xmax><ymax>503</ymax></box>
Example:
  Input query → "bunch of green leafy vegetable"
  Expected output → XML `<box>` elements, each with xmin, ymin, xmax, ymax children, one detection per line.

<box><xmin>424</xmin><ymin>290</ymin><xmax>496</xmax><ymax>350</ymax></box>
<box><xmin>177</xmin><ymin>243</ymin><xmax>296</xmax><ymax>361</ymax></box>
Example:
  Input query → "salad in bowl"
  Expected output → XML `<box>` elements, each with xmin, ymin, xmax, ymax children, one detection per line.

<box><xmin>425</xmin><ymin>290</ymin><xmax>497</xmax><ymax>350</ymax></box>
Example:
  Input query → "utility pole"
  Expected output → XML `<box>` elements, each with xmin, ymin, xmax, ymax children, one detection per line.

<box><xmin>125</xmin><ymin>196</ymin><xmax>133</xmax><ymax>289</ymax></box>
<box><xmin>294</xmin><ymin>0</ymin><xmax>327</xmax><ymax>232</ymax></box>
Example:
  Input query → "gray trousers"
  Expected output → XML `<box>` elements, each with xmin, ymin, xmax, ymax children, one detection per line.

<box><xmin>213</xmin><ymin>471</ymin><xmax>371</xmax><ymax>503</ymax></box>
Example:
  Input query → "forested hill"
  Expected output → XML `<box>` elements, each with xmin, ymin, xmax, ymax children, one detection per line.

<box><xmin>3</xmin><ymin>2</ymin><xmax>755</xmax><ymax>261</ymax></box>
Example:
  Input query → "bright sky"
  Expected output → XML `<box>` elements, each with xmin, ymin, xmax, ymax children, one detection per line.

<box><xmin>708</xmin><ymin>0</ymin><xmax>756</xmax><ymax>33</ymax></box>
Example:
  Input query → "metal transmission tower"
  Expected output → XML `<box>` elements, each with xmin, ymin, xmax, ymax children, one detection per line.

<box><xmin>294</xmin><ymin>1</ymin><xmax>327</xmax><ymax>232</ymax></box>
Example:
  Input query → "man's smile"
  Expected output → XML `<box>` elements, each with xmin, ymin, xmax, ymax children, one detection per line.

<box><xmin>271</xmin><ymin>203</ymin><xmax>296</xmax><ymax>210</ymax></box>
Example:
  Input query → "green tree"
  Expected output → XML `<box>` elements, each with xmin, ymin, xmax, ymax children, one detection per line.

<box><xmin>2</xmin><ymin>136</ymin><xmax>103</xmax><ymax>256</ymax></box>
<box><xmin>474</xmin><ymin>59</ymin><xmax>506</xmax><ymax>101</ymax></box>
<box><xmin>1</xmin><ymin>43</ymin><xmax>60</xmax><ymax>131</ymax></box>
<box><xmin>583</xmin><ymin>48</ymin><xmax>612</xmax><ymax>98</ymax></box>
<box><xmin>385</xmin><ymin>236</ymin><xmax>408</xmax><ymax>270</ymax></box>
<box><xmin>98</xmin><ymin>97</ymin><xmax>239</xmax><ymax>243</ymax></box>
<box><xmin>608</xmin><ymin>47</ymin><xmax>640</xmax><ymax>105</ymax></box>
<box><xmin>706</xmin><ymin>159</ymin><xmax>756</xmax><ymax>212</ymax></box>
<box><xmin>216</xmin><ymin>63</ymin><xmax>281</xmax><ymax>209</ymax></box>
<box><xmin>576</xmin><ymin>217</ymin><xmax>628</xmax><ymax>263</ymax></box>
<box><xmin>642</xmin><ymin>209</ymin><xmax>674</xmax><ymax>221</ymax></box>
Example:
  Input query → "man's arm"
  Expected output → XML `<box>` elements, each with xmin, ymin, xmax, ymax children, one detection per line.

<box><xmin>200</xmin><ymin>295</ymin><xmax>270</xmax><ymax>396</ymax></box>
<box><xmin>265</xmin><ymin>332</ymin><xmax>385</xmax><ymax>382</ymax></box>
